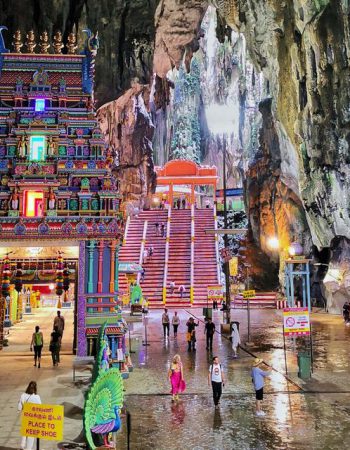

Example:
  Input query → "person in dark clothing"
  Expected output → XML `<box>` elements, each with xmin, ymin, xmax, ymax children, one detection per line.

<box><xmin>160</xmin><ymin>223</ymin><xmax>165</xmax><ymax>237</ymax></box>
<box><xmin>205</xmin><ymin>318</ymin><xmax>216</xmax><ymax>350</ymax></box>
<box><xmin>176</xmin><ymin>199</ymin><xmax>181</xmax><ymax>209</ymax></box>
<box><xmin>50</xmin><ymin>325</ymin><xmax>61</xmax><ymax>366</ymax></box>
<box><xmin>155</xmin><ymin>222</ymin><xmax>160</xmax><ymax>236</ymax></box>
<box><xmin>343</xmin><ymin>302</ymin><xmax>350</xmax><ymax>322</ymax></box>
<box><xmin>186</xmin><ymin>317</ymin><xmax>199</xmax><ymax>351</ymax></box>
<box><xmin>181</xmin><ymin>198</ymin><xmax>186</xmax><ymax>209</ymax></box>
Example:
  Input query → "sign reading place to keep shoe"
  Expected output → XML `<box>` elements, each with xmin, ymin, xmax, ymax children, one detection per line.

<box><xmin>20</xmin><ymin>403</ymin><xmax>64</xmax><ymax>441</ymax></box>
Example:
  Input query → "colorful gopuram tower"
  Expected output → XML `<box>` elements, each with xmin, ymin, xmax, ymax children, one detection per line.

<box><xmin>0</xmin><ymin>27</ymin><xmax>129</xmax><ymax>367</ymax></box>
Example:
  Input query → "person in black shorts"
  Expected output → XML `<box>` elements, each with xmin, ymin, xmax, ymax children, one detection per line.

<box><xmin>30</xmin><ymin>326</ymin><xmax>44</xmax><ymax>368</ymax></box>
<box><xmin>251</xmin><ymin>358</ymin><xmax>270</xmax><ymax>416</ymax></box>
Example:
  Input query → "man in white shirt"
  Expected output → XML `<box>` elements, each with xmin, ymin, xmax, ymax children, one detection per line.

<box><xmin>208</xmin><ymin>356</ymin><xmax>225</xmax><ymax>407</ymax></box>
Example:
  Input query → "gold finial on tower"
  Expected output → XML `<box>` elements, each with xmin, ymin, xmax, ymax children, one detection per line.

<box><xmin>66</xmin><ymin>32</ymin><xmax>77</xmax><ymax>54</ymax></box>
<box><xmin>53</xmin><ymin>31</ymin><xmax>64</xmax><ymax>54</ymax></box>
<box><xmin>12</xmin><ymin>30</ymin><xmax>23</xmax><ymax>53</ymax></box>
<box><xmin>39</xmin><ymin>31</ymin><xmax>50</xmax><ymax>54</ymax></box>
<box><xmin>25</xmin><ymin>30</ymin><xmax>36</xmax><ymax>53</ymax></box>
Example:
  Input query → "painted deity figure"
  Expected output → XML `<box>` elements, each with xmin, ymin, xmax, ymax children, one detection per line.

<box><xmin>25</xmin><ymin>30</ymin><xmax>36</xmax><ymax>53</ymax></box>
<box><xmin>66</xmin><ymin>33</ymin><xmax>77</xmax><ymax>54</ymax></box>
<box><xmin>47</xmin><ymin>136</ymin><xmax>57</xmax><ymax>157</ymax></box>
<box><xmin>33</xmin><ymin>68</ymin><xmax>49</xmax><ymax>85</ymax></box>
<box><xmin>59</xmin><ymin>77</ymin><xmax>66</xmax><ymax>92</ymax></box>
<box><xmin>12</xmin><ymin>30</ymin><xmax>23</xmax><ymax>53</ymax></box>
<box><xmin>15</xmin><ymin>77</ymin><xmax>23</xmax><ymax>93</ymax></box>
<box><xmin>10</xmin><ymin>187</ymin><xmax>19</xmax><ymax>210</ymax></box>
<box><xmin>17</xmin><ymin>135</ymin><xmax>27</xmax><ymax>158</ymax></box>
<box><xmin>39</xmin><ymin>31</ymin><xmax>50</xmax><ymax>54</ymax></box>
<box><xmin>48</xmin><ymin>188</ymin><xmax>56</xmax><ymax>210</ymax></box>
<box><xmin>53</xmin><ymin>31</ymin><xmax>64</xmax><ymax>54</ymax></box>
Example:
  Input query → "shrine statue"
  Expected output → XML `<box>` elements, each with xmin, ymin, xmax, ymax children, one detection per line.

<box><xmin>53</xmin><ymin>31</ymin><xmax>64</xmax><ymax>54</ymax></box>
<box><xmin>48</xmin><ymin>188</ymin><xmax>56</xmax><ymax>209</ymax></box>
<box><xmin>39</xmin><ymin>31</ymin><xmax>50</xmax><ymax>54</ymax></box>
<box><xmin>17</xmin><ymin>135</ymin><xmax>27</xmax><ymax>158</ymax></box>
<box><xmin>32</xmin><ymin>68</ymin><xmax>49</xmax><ymax>85</ymax></box>
<box><xmin>66</xmin><ymin>32</ymin><xmax>77</xmax><ymax>54</ymax></box>
<box><xmin>47</xmin><ymin>136</ymin><xmax>57</xmax><ymax>157</ymax></box>
<box><xmin>12</xmin><ymin>30</ymin><xmax>23</xmax><ymax>53</ymax></box>
<box><xmin>25</xmin><ymin>30</ymin><xmax>36</xmax><ymax>53</ymax></box>
<box><xmin>10</xmin><ymin>187</ymin><xmax>19</xmax><ymax>210</ymax></box>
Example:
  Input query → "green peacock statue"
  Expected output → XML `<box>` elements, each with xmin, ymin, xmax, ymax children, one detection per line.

<box><xmin>91</xmin><ymin>322</ymin><xmax>109</xmax><ymax>383</ymax></box>
<box><xmin>84</xmin><ymin>368</ymin><xmax>124</xmax><ymax>449</ymax></box>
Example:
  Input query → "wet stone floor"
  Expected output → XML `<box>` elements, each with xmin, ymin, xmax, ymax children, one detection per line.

<box><xmin>114</xmin><ymin>309</ymin><xmax>350</xmax><ymax>450</ymax></box>
<box><xmin>2</xmin><ymin>307</ymin><xmax>350</xmax><ymax>450</ymax></box>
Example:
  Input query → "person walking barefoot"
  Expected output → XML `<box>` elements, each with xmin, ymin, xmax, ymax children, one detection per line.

<box><xmin>231</xmin><ymin>323</ymin><xmax>241</xmax><ymax>358</ymax></box>
<box><xmin>18</xmin><ymin>381</ymin><xmax>41</xmax><ymax>450</ymax></box>
<box><xmin>50</xmin><ymin>325</ymin><xmax>62</xmax><ymax>366</ymax></box>
<box><xmin>168</xmin><ymin>354</ymin><xmax>186</xmax><ymax>401</ymax></box>
<box><xmin>208</xmin><ymin>356</ymin><xmax>225</xmax><ymax>408</ymax></box>
<box><xmin>30</xmin><ymin>325</ymin><xmax>43</xmax><ymax>368</ymax></box>
<box><xmin>251</xmin><ymin>358</ymin><xmax>271</xmax><ymax>416</ymax></box>
<box><xmin>172</xmin><ymin>311</ymin><xmax>180</xmax><ymax>338</ymax></box>
<box><xmin>162</xmin><ymin>308</ymin><xmax>170</xmax><ymax>338</ymax></box>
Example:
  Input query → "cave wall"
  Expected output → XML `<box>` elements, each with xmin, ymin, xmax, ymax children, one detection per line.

<box><xmin>97</xmin><ymin>83</ymin><xmax>156</xmax><ymax>210</ymax></box>
<box><xmin>0</xmin><ymin>0</ymin><xmax>158</xmax><ymax>106</ymax></box>
<box><xmin>152</xmin><ymin>0</ymin><xmax>350</xmax><ymax>309</ymax></box>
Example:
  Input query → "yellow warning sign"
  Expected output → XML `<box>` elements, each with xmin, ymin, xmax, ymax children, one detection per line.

<box><xmin>20</xmin><ymin>403</ymin><xmax>64</xmax><ymax>441</ymax></box>
<box><xmin>229</xmin><ymin>257</ymin><xmax>238</xmax><ymax>276</ymax></box>
<box><xmin>243</xmin><ymin>290</ymin><xmax>256</xmax><ymax>299</ymax></box>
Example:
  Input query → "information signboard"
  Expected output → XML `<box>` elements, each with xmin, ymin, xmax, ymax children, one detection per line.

<box><xmin>219</xmin><ymin>247</ymin><xmax>232</xmax><ymax>263</ymax></box>
<box><xmin>243</xmin><ymin>290</ymin><xmax>256</xmax><ymax>299</ymax></box>
<box><xmin>21</xmin><ymin>403</ymin><xmax>64</xmax><ymax>441</ymax></box>
<box><xmin>283</xmin><ymin>307</ymin><xmax>310</xmax><ymax>336</ymax></box>
<box><xmin>229</xmin><ymin>257</ymin><xmax>238</xmax><ymax>276</ymax></box>
<box><xmin>207</xmin><ymin>285</ymin><xmax>224</xmax><ymax>300</ymax></box>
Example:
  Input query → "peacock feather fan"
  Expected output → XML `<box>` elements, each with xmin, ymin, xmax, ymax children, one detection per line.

<box><xmin>91</xmin><ymin>322</ymin><xmax>108</xmax><ymax>383</ymax></box>
<box><xmin>84</xmin><ymin>368</ymin><xmax>124</xmax><ymax>450</ymax></box>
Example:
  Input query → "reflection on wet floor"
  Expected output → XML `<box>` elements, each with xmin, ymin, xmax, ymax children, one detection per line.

<box><xmin>116</xmin><ymin>392</ymin><xmax>350</xmax><ymax>450</ymax></box>
<box><xmin>114</xmin><ymin>309</ymin><xmax>350</xmax><ymax>449</ymax></box>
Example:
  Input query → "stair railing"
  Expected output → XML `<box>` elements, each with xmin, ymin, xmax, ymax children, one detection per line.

<box><xmin>123</xmin><ymin>215</ymin><xmax>131</xmax><ymax>245</ymax></box>
<box><xmin>190</xmin><ymin>204</ymin><xmax>195</xmax><ymax>304</ymax></box>
<box><xmin>162</xmin><ymin>207</ymin><xmax>171</xmax><ymax>304</ymax></box>
<box><xmin>213</xmin><ymin>204</ymin><xmax>221</xmax><ymax>284</ymax></box>
<box><xmin>137</xmin><ymin>219</ymin><xmax>148</xmax><ymax>284</ymax></box>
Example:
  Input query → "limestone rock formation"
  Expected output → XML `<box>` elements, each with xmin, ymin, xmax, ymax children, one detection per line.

<box><xmin>97</xmin><ymin>84</ymin><xmax>156</xmax><ymax>210</ymax></box>
<box><xmin>154</xmin><ymin>0</ymin><xmax>208</xmax><ymax>77</ymax></box>
<box><xmin>0</xmin><ymin>0</ymin><xmax>158</xmax><ymax>106</ymax></box>
<box><xmin>323</xmin><ymin>237</ymin><xmax>350</xmax><ymax>313</ymax></box>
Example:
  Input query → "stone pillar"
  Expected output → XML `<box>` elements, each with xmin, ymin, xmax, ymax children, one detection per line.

<box><xmin>190</xmin><ymin>184</ymin><xmax>195</xmax><ymax>205</ymax></box>
<box><xmin>77</xmin><ymin>240</ymin><xmax>87</xmax><ymax>356</ymax></box>
<box><xmin>109</xmin><ymin>240</ymin><xmax>116</xmax><ymax>293</ymax></box>
<box><xmin>97</xmin><ymin>241</ymin><xmax>104</xmax><ymax>312</ymax></box>
<box><xmin>114</xmin><ymin>242</ymin><xmax>121</xmax><ymax>292</ymax></box>
<box><xmin>97</xmin><ymin>241</ymin><xmax>104</xmax><ymax>293</ymax></box>
<box><xmin>86</xmin><ymin>240</ymin><xmax>96</xmax><ymax>294</ymax></box>
<box><xmin>168</xmin><ymin>183</ymin><xmax>173</xmax><ymax>206</ymax></box>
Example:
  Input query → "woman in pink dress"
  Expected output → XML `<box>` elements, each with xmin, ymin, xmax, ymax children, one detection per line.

<box><xmin>168</xmin><ymin>354</ymin><xmax>186</xmax><ymax>401</ymax></box>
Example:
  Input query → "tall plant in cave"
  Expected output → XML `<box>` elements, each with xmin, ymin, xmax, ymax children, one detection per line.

<box><xmin>170</xmin><ymin>58</ymin><xmax>201</xmax><ymax>162</ymax></box>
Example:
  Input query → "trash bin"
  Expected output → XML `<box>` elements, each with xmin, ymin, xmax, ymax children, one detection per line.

<box><xmin>230</xmin><ymin>321</ymin><xmax>240</xmax><ymax>333</ymax></box>
<box><xmin>297</xmin><ymin>352</ymin><xmax>311</xmax><ymax>379</ymax></box>
<box><xmin>203</xmin><ymin>307</ymin><xmax>213</xmax><ymax>319</ymax></box>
